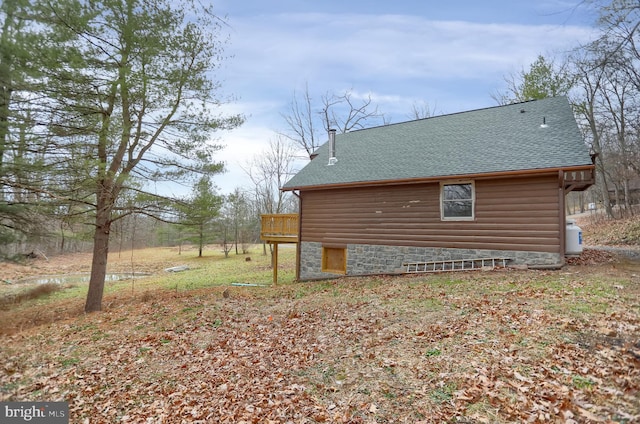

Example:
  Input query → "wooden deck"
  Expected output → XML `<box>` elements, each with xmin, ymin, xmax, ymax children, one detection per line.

<box><xmin>260</xmin><ymin>214</ymin><xmax>299</xmax><ymax>243</ymax></box>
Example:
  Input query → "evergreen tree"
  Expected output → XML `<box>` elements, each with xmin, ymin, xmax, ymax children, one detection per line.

<box><xmin>180</xmin><ymin>176</ymin><xmax>222</xmax><ymax>258</ymax></box>
<box><xmin>37</xmin><ymin>0</ymin><xmax>242</xmax><ymax>311</ymax></box>
<box><xmin>494</xmin><ymin>55</ymin><xmax>573</xmax><ymax>104</ymax></box>
<box><xmin>0</xmin><ymin>0</ymin><xmax>79</xmax><ymax>257</ymax></box>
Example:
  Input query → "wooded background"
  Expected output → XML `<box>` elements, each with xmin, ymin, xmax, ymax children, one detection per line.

<box><xmin>1</xmin><ymin>0</ymin><xmax>638</xmax><ymax>262</ymax></box>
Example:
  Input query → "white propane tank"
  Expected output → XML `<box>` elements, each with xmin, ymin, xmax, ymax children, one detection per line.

<box><xmin>566</xmin><ymin>219</ymin><xmax>583</xmax><ymax>255</ymax></box>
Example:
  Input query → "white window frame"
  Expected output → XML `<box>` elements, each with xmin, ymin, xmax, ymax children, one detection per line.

<box><xmin>440</xmin><ymin>181</ymin><xmax>475</xmax><ymax>221</ymax></box>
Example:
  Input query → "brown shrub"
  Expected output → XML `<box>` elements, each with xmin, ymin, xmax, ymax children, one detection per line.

<box><xmin>0</xmin><ymin>283</ymin><xmax>62</xmax><ymax>309</ymax></box>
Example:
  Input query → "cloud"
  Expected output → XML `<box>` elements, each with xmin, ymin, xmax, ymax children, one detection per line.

<box><xmin>208</xmin><ymin>10</ymin><xmax>597</xmax><ymax>193</ymax></box>
<box><xmin>225</xmin><ymin>13</ymin><xmax>594</xmax><ymax>86</ymax></box>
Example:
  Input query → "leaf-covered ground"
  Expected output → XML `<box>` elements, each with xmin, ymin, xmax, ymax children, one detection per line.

<box><xmin>1</xmin><ymin>250</ymin><xmax>639</xmax><ymax>423</ymax></box>
<box><xmin>578</xmin><ymin>213</ymin><xmax>640</xmax><ymax>246</ymax></box>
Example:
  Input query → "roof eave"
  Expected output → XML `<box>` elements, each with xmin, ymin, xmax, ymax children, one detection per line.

<box><xmin>282</xmin><ymin>164</ymin><xmax>595</xmax><ymax>192</ymax></box>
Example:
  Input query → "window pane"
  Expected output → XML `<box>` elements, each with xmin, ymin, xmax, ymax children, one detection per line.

<box><xmin>444</xmin><ymin>184</ymin><xmax>472</xmax><ymax>200</ymax></box>
<box><xmin>442</xmin><ymin>183</ymin><xmax>474</xmax><ymax>219</ymax></box>
<box><xmin>443</xmin><ymin>200</ymin><xmax>472</xmax><ymax>217</ymax></box>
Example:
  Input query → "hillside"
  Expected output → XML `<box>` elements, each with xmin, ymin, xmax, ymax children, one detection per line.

<box><xmin>0</xmin><ymin>220</ymin><xmax>639</xmax><ymax>422</ymax></box>
<box><xmin>1</xmin><ymin>253</ymin><xmax>639</xmax><ymax>423</ymax></box>
<box><xmin>576</xmin><ymin>214</ymin><xmax>640</xmax><ymax>247</ymax></box>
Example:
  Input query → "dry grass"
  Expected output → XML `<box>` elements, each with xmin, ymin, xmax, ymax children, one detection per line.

<box><xmin>0</xmin><ymin>245</ymin><xmax>292</xmax><ymax>335</ymax></box>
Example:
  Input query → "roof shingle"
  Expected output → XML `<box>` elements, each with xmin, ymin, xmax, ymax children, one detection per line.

<box><xmin>283</xmin><ymin>96</ymin><xmax>593</xmax><ymax>190</ymax></box>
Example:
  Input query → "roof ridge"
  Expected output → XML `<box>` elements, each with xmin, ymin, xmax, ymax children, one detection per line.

<box><xmin>344</xmin><ymin>96</ymin><xmax>564</xmax><ymax>135</ymax></box>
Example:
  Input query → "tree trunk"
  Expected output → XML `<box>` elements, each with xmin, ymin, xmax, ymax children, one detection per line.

<box><xmin>597</xmin><ymin>166</ymin><xmax>615</xmax><ymax>218</ymax></box>
<box><xmin>85</xmin><ymin>209</ymin><xmax>111</xmax><ymax>312</ymax></box>
<box><xmin>623</xmin><ymin>179</ymin><xmax>631</xmax><ymax>216</ymax></box>
<box><xmin>60</xmin><ymin>221</ymin><xmax>66</xmax><ymax>254</ymax></box>
<box><xmin>0</xmin><ymin>1</ymin><xmax>17</xmax><ymax>183</ymax></box>
<box><xmin>235</xmin><ymin>222</ymin><xmax>239</xmax><ymax>255</ymax></box>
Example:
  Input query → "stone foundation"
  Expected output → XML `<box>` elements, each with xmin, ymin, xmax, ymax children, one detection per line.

<box><xmin>299</xmin><ymin>241</ymin><xmax>562</xmax><ymax>280</ymax></box>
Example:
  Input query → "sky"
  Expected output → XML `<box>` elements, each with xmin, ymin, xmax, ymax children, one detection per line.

<box><xmin>198</xmin><ymin>0</ymin><xmax>600</xmax><ymax>195</ymax></box>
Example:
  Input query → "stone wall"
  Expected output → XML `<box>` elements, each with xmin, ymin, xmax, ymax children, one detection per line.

<box><xmin>299</xmin><ymin>241</ymin><xmax>562</xmax><ymax>280</ymax></box>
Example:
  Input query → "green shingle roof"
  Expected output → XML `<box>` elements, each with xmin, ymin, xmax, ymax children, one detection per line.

<box><xmin>283</xmin><ymin>96</ymin><xmax>593</xmax><ymax>190</ymax></box>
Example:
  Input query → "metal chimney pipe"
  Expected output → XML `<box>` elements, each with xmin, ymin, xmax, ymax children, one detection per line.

<box><xmin>327</xmin><ymin>129</ymin><xmax>337</xmax><ymax>165</ymax></box>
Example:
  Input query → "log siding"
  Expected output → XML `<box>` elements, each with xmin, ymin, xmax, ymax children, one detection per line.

<box><xmin>299</xmin><ymin>174</ymin><xmax>561</xmax><ymax>254</ymax></box>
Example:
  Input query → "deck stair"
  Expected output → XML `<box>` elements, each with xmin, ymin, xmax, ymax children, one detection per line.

<box><xmin>403</xmin><ymin>257</ymin><xmax>511</xmax><ymax>273</ymax></box>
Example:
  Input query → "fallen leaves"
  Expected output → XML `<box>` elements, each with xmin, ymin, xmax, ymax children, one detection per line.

<box><xmin>565</xmin><ymin>248</ymin><xmax>616</xmax><ymax>265</ymax></box>
<box><xmin>1</xmin><ymin>263</ymin><xmax>639</xmax><ymax>423</ymax></box>
<box><xmin>579</xmin><ymin>215</ymin><xmax>640</xmax><ymax>246</ymax></box>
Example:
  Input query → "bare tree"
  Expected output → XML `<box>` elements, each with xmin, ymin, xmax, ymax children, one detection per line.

<box><xmin>243</xmin><ymin>136</ymin><xmax>298</xmax><ymax>260</ymax></box>
<box><xmin>567</xmin><ymin>1</ymin><xmax>640</xmax><ymax>217</ymax></box>
<box><xmin>320</xmin><ymin>89</ymin><xmax>384</xmax><ymax>133</ymax></box>
<box><xmin>280</xmin><ymin>82</ymin><xmax>320</xmax><ymax>158</ymax></box>
<box><xmin>571</xmin><ymin>49</ymin><xmax>616</xmax><ymax>218</ymax></box>
<box><xmin>221</xmin><ymin>188</ymin><xmax>255</xmax><ymax>255</ymax></box>
<box><xmin>407</xmin><ymin>101</ymin><xmax>438</xmax><ymax>120</ymax></box>
<box><xmin>280</xmin><ymin>83</ymin><xmax>385</xmax><ymax>158</ymax></box>
<box><xmin>595</xmin><ymin>0</ymin><xmax>640</xmax><ymax>89</ymax></box>
<box><xmin>598</xmin><ymin>65</ymin><xmax>638</xmax><ymax>215</ymax></box>
<box><xmin>245</xmin><ymin>136</ymin><xmax>298</xmax><ymax>215</ymax></box>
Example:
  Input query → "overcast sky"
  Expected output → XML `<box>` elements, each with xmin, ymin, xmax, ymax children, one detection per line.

<box><xmin>190</xmin><ymin>0</ymin><xmax>600</xmax><ymax>195</ymax></box>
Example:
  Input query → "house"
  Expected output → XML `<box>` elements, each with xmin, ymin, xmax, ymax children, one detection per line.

<box><xmin>608</xmin><ymin>177</ymin><xmax>640</xmax><ymax>206</ymax></box>
<box><xmin>281</xmin><ymin>96</ymin><xmax>595</xmax><ymax>281</ymax></box>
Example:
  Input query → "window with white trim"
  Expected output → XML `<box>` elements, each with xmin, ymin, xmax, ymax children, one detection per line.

<box><xmin>441</xmin><ymin>182</ymin><xmax>474</xmax><ymax>220</ymax></box>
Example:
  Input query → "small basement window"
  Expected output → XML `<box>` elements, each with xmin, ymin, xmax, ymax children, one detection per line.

<box><xmin>322</xmin><ymin>246</ymin><xmax>347</xmax><ymax>274</ymax></box>
<box><xmin>441</xmin><ymin>182</ymin><xmax>475</xmax><ymax>220</ymax></box>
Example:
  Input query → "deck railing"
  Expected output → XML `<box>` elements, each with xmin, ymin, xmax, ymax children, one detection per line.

<box><xmin>260</xmin><ymin>214</ymin><xmax>299</xmax><ymax>242</ymax></box>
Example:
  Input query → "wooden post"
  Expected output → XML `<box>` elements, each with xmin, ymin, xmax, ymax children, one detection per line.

<box><xmin>558</xmin><ymin>170</ymin><xmax>566</xmax><ymax>266</ymax></box>
<box><xmin>272</xmin><ymin>242</ymin><xmax>278</xmax><ymax>285</ymax></box>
